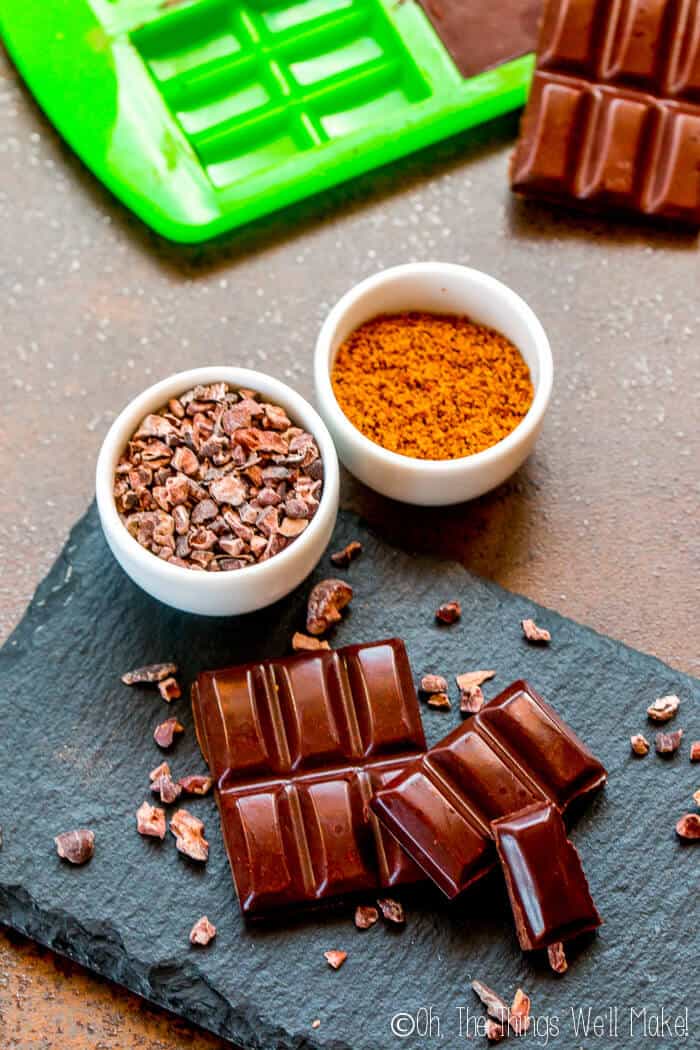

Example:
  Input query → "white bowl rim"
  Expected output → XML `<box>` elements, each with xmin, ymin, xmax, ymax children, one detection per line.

<box><xmin>95</xmin><ymin>366</ymin><xmax>339</xmax><ymax>588</ymax></box>
<box><xmin>314</xmin><ymin>262</ymin><xmax>554</xmax><ymax>476</ymax></box>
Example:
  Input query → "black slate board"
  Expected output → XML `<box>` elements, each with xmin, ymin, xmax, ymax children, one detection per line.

<box><xmin>1</xmin><ymin>504</ymin><xmax>698</xmax><ymax>1050</ymax></box>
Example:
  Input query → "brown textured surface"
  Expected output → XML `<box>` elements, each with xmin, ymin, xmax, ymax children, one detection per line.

<box><xmin>0</xmin><ymin>23</ymin><xmax>699</xmax><ymax>1050</ymax></box>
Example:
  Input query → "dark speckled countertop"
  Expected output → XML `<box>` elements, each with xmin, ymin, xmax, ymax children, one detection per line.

<box><xmin>0</xmin><ymin>37</ymin><xmax>699</xmax><ymax>1050</ymax></box>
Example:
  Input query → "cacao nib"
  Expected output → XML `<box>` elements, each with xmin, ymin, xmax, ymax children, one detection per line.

<box><xmin>509</xmin><ymin>988</ymin><xmax>531</xmax><ymax>1036</ymax></box>
<box><xmin>427</xmin><ymin>692</ymin><xmax>451</xmax><ymax>710</ymax></box>
<box><xmin>158</xmin><ymin>677</ymin><xmax>181</xmax><ymax>703</ymax></box>
<box><xmin>170</xmin><ymin>809</ymin><xmax>209</xmax><ymax>862</ymax></box>
<box><xmin>420</xmin><ymin>674</ymin><xmax>448</xmax><ymax>694</ymax></box>
<box><xmin>136</xmin><ymin>801</ymin><xmax>166</xmax><ymax>840</ymax></box>
<box><xmin>676</xmin><ymin>813</ymin><xmax>700</xmax><ymax>840</ymax></box>
<box><xmin>54</xmin><ymin>829</ymin><xmax>95</xmax><ymax>865</ymax></box>
<box><xmin>323</xmin><ymin>949</ymin><xmax>347</xmax><ymax>970</ymax></box>
<box><xmin>292</xmin><ymin>632</ymin><xmax>331</xmax><ymax>652</ymax></box>
<box><xmin>121</xmin><ymin>662</ymin><xmax>178</xmax><ymax>685</ymax></box>
<box><xmin>190</xmin><ymin>915</ymin><xmax>217</xmax><ymax>946</ymax></box>
<box><xmin>153</xmin><ymin>717</ymin><xmax>184</xmax><ymax>749</ymax></box>
<box><xmin>521</xmin><ymin>618</ymin><xmax>551</xmax><ymax>643</ymax></box>
<box><xmin>630</xmin><ymin>734</ymin><xmax>650</xmax><ymax>756</ymax></box>
<box><xmin>459</xmin><ymin>685</ymin><xmax>485</xmax><ymax>715</ymax></box>
<box><xmin>435</xmin><ymin>600</ymin><xmax>461</xmax><ymax>624</ymax></box>
<box><xmin>471</xmin><ymin>980</ymin><xmax>510</xmax><ymax>1025</ymax></box>
<box><xmin>330</xmin><ymin>540</ymin><xmax>362</xmax><ymax>567</ymax></box>
<box><xmin>647</xmin><ymin>694</ymin><xmax>680</xmax><ymax>722</ymax></box>
<box><xmin>354</xmin><ymin>905</ymin><xmax>379</xmax><ymax>930</ymax></box>
<box><xmin>178</xmin><ymin>774</ymin><xmax>213</xmax><ymax>796</ymax></box>
<box><xmin>306</xmin><ymin>579</ymin><xmax>353</xmax><ymax>636</ymax></box>
<box><xmin>547</xmin><ymin>942</ymin><xmax>568</xmax><ymax>974</ymax></box>
<box><xmin>655</xmin><ymin>729</ymin><xmax>683</xmax><ymax>755</ymax></box>
<box><xmin>690</xmin><ymin>741</ymin><xmax>700</xmax><ymax>762</ymax></box>
<box><xmin>151</xmin><ymin>771</ymin><xmax>182</xmax><ymax>805</ymax></box>
<box><xmin>377</xmin><ymin>897</ymin><xmax>405</xmax><ymax>925</ymax></box>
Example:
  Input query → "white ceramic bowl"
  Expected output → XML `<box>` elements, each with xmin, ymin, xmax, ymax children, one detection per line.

<box><xmin>96</xmin><ymin>367</ymin><xmax>339</xmax><ymax>616</ymax></box>
<box><xmin>314</xmin><ymin>263</ymin><xmax>553</xmax><ymax>506</ymax></box>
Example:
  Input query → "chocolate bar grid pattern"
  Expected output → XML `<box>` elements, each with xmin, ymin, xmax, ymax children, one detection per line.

<box><xmin>192</xmin><ymin>640</ymin><xmax>426</xmax><ymax>915</ymax></box>
<box><xmin>371</xmin><ymin>681</ymin><xmax>607</xmax><ymax>898</ymax></box>
<box><xmin>511</xmin><ymin>0</ymin><xmax>700</xmax><ymax>221</ymax></box>
<box><xmin>132</xmin><ymin>0</ymin><xmax>431</xmax><ymax>189</ymax></box>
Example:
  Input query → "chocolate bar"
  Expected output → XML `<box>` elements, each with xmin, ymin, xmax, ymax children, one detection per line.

<box><xmin>492</xmin><ymin>802</ymin><xmax>601</xmax><ymax>950</ymax></box>
<box><xmin>192</xmin><ymin>639</ymin><xmax>426</xmax><ymax>916</ymax></box>
<box><xmin>511</xmin><ymin>0</ymin><xmax>700</xmax><ymax>224</ymax></box>
<box><xmin>371</xmin><ymin>680</ymin><xmax>606</xmax><ymax>898</ymax></box>
<box><xmin>417</xmin><ymin>0</ymin><xmax>542</xmax><ymax>79</ymax></box>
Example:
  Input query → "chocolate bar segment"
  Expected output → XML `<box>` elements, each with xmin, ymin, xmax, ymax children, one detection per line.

<box><xmin>416</xmin><ymin>0</ymin><xmax>542</xmax><ymax>80</ymax></box>
<box><xmin>492</xmin><ymin>801</ymin><xmax>601</xmax><ymax>950</ymax></box>
<box><xmin>511</xmin><ymin>0</ymin><xmax>700</xmax><ymax>224</ymax></box>
<box><xmin>192</xmin><ymin>640</ymin><xmax>426</xmax><ymax>916</ymax></box>
<box><xmin>371</xmin><ymin>680</ymin><xmax>606</xmax><ymax>899</ymax></box>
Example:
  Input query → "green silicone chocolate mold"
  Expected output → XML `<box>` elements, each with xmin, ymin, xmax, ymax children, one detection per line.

<box><xmin>0</xmin><ymin>0</ymin><xmax>534</xmax><ymax>242</ymax></box>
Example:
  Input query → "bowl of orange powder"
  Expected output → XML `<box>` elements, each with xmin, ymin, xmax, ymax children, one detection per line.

<box><xmin>314</xmin><ymin>262</ymin><xmax>553</xmax><ymax>506</ymax></box>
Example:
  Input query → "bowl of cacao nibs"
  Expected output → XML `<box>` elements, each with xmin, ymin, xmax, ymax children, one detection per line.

<box><xmin>96</xmin><ymin>368</ymin><xmax>339</xmax><ymax>616</ymax></box>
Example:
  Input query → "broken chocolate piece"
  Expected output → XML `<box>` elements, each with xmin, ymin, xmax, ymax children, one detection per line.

<box><xmin>435</xmin><ymin>600</ymin><xmax>461</xmax><ymax>624</ymax></box>
<box><xmin>189</xmin><ymin>915</ymin><xmax>217</xmax><ymax>946</ymax></box>
<box><xmin>306</xmin><ymin>578</ymin><xmax>353</xmax><ymax>635</ymax></box>
<box><xmin>377</xmin><ymin>897</ymin><xmax>405</xmax><ymax>925</ymax></box>
<box><xmin>521</xmin><ymin>618</ymin><xmax>551</xmax><ymax>643</ymax></box>
<box><xmin>330</xmin><ymin>540</ymin><xmax>362</xmax><ymax>567</ymax></box>
<box><xmin>547</xmin><ymin>941</ymin><xmax>568</xmax><ymax>975</ymax></box>
<box><xmin>136</xmin><ymin>801</ymin><xmax>166</xmax><ymax>840</ymax></box>
<box><xmin>170</xmin><ymin>808</ymin><xmax>209</xmax><ymax>862</ymax></box>
<box><xmin>324</xmin><ymin>949</ymin><xmax>347</xmax><ymax>970</ymax></box>
<box><xmin>54</xmin><ymin>829</ymin><xmax>95</xmax><ymax>865</ymax></box>
<box><xmin>420</xmin><ymin>674</ymin><xmax>448</xmax><ymax>694</ymax></box>
<box><xmin>655</xmin><ymin>729</ymin><xmax>683</xmax><ymax>756</ymax></box>
<box><xmin>676</xmin><ymin>814</ymin><xmax>700</xmax><ymax>841</ymax></box>
<box><xmin>630</xmin><ymin>734</ymin><xmax>650</xmax><ymax>757</ymax></box>
<box><xmin>178</xmin><ymin>774</ymin><xmax>213</xmax><ymax>796</ymax></box>
<box><xmin>121</xmin><ymin>662</ymin><xmax>178</xmax><ymax>685</ymax></box>
<box><xmin>291</xmin><ymin>631</ymin><xmax>331</xmax><ymax>652</ymax></box>
<box><xmin>153</xmin><ymin>717</ymin><xmax>184</xmax><ymax>749</ymax></box>
<box><xmin>158</xmin><ymin>676</ymin><xmax>181</xmax><ymax>702</ymax></box>
<box><xmin>647</xmin><ymin>694</ymin><xmax>681</xmax><ymax>722</ymax></box>
<box><xmin>471</xmin><ymin>980</ymin><xmax>510</xmax><ymax>1025</ymax></box>
<box><xmin>354</xmin><ymin>905</ymin><xmax>379</xmax><ymax>930</ymax></box>
<box><xmin>492</xmin><ymin>803</ymin><xmax>600</xmax><ymax>954</ymax></box>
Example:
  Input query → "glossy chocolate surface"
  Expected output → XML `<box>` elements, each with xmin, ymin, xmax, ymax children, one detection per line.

<box><xmin>371</xmin><ymin>680</ymin><xmax>606</xmax><ymax>898</ymax></box>
<box><xmin>492</xmin><ymin>801</ymin><xmax>601</xmax><ymax>950</ymax></box>
<box><xmin>416</xmin><ymin>0</ymin><xmax>542</xmax><ymax>79</ymax></box>
<box><xmin>511</xmin><ymin>0</ymin><xmax>700</xmax><ymax>224</ymax></box>
<box><xmin>192</xmin><ymin>639</ymin><xmax>426</xmax><ymax>916</ymax></box>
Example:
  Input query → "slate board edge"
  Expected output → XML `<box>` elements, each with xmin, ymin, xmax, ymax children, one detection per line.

<box><xmin>0</xmin><ymin>501</ymin><xmax>695</xmax><ymax>1050</ymax></box>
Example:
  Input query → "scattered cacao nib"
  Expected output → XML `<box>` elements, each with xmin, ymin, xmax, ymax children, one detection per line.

<box><xmin>54</xmin><ymin>829</ymin><xmax>95</xmax><ymax>865</ymax></box>
<box><xmin>427</xmin><ymin>692</ymin><xmax>451</xmax><ymax>710</ymax></box>
<box><xmin>693</xmin><ymin>789</ymin><xmax>700</xmax><ymax>807</ymax></box>
<box><xmin>114</xmin><ymin>384</ymin><xmax>323</xmax><ymax>571</ymax></box>
<box><xmin>509</xmin><ymin>988</ymin><xmax>532</xmax><ymax>1036</ymax></box>
<box><xmin>136</xmin><ymin>801</ymin><xmax>166</xmax><ymax>840</ymax></box>
<box><xmin>354</xmin><ymin>905</ymin><xmax>379</xmax><ymax>930</ymax></box>
<box><xmin>121</xmin><ymin>662</ymin><xmax>178</xmax><ymax>685</ymax></box>
<box><xmin>647</xmin><ymin>694</ymin><xmax>681</xmax><ymax>722</ymax></box>
<box><xmin>460</xmin><ymin>685</ymin><xmax>485</xmax><ymax>715</ymax></box>
<box><xmin>324</xmin><ymin>949</ymin><xmax>347</xmax><ymax>970</ymax></box>
<box><xmin>149</xmin><ymin>760</ymin><xmax>171</xmax><ymax>782</ymax></box>
<box><xmin>691</xmin><ymin>741</ymin><xmax>700</xmax><ymax>762</ymax></box>
<box><xmin>292</xmin><ymin>631</ymin><xmax>331</xmax><ymax>652</ymax></box>
<box><xmin>330</xmin><ymin>541</ymin><xmax>363</xmax><ymax>567</ymax></box>
<box><xmin>435</xmin><ymin>600</ymin><xmax>461</xmax><ymax>624</ymax></box>
<box><xmin>521</xmin><ymin>618</ymin><xmax>551</xmax><ymax>643</ymax></box>
<box><xmin>487</xmin><ymin>1020</ymin><xmax>506</xmax><ymax>1043</ymax></box>
<box><xmin>547</xmin><ymin>942</ymin><xmax>568</xmax><ymax>974</ymax></box>
<box><xmin>170</xmin><ymin>809</ymin><xmax>209</xmax><ymax>862</ymax></box>
<box><xmin>311</xmin><ymin>1019</ymin><xmax>321</xmax><ymax>1030</ymax></box>
<box><xmin>676</xmin><ymin>813</ymin><xmax>700</xmax><ymax>840</ymax></box>
<box><xmin>456</xmin><ymin>669</ymin><xmax>495</xmax><ymax>691</ymax></box>
<box><xmin>420</xmin><ymin>673</ymin><xmax>448</xmax><ymax>694</ymax></box>
<box><xmin>630</xmin><ymin>734</ymin><xmax>650</xmax><ymax>756</ymax></box>
<box><xmin>471</xmin><ymin>980</ymin><xmax>510</xmax><ymax>1025</ymax></box>
<box><xmin>190</xmin><ymin>915</ymin><xmax>217</xmax><ymax>946</ymax></box>
<box><xmin>655</xmin><ymin>729</ymin><xmax>683</xmax><ymax>756</ymax></box>
<box><xmin>158</xmin><ymin>676</ymin><xmax>182</xmax><ymax>703</ymax></box>
<box><xmin>377</xmin><ymin>897</ymin><xmax>405</xmax><ymax>925</ymax></box>
<box><xmin>178</xmin><ymin>774</ymin><xmax>213</xmax><ymax>796</ymax></box>
<box><xmin>306</xmin><ymin>578</ymin><xmax>353</xmax><ymax>636</ymax></box>
<box><xmin>151</xmin><ymin>771</ymin><xmax>182</xmax><ymax>805</ymax></box>
<box><xmin>153</xmin><ymin>717</ymin><xmax>184</xmax><ymax>749</ymax></box>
